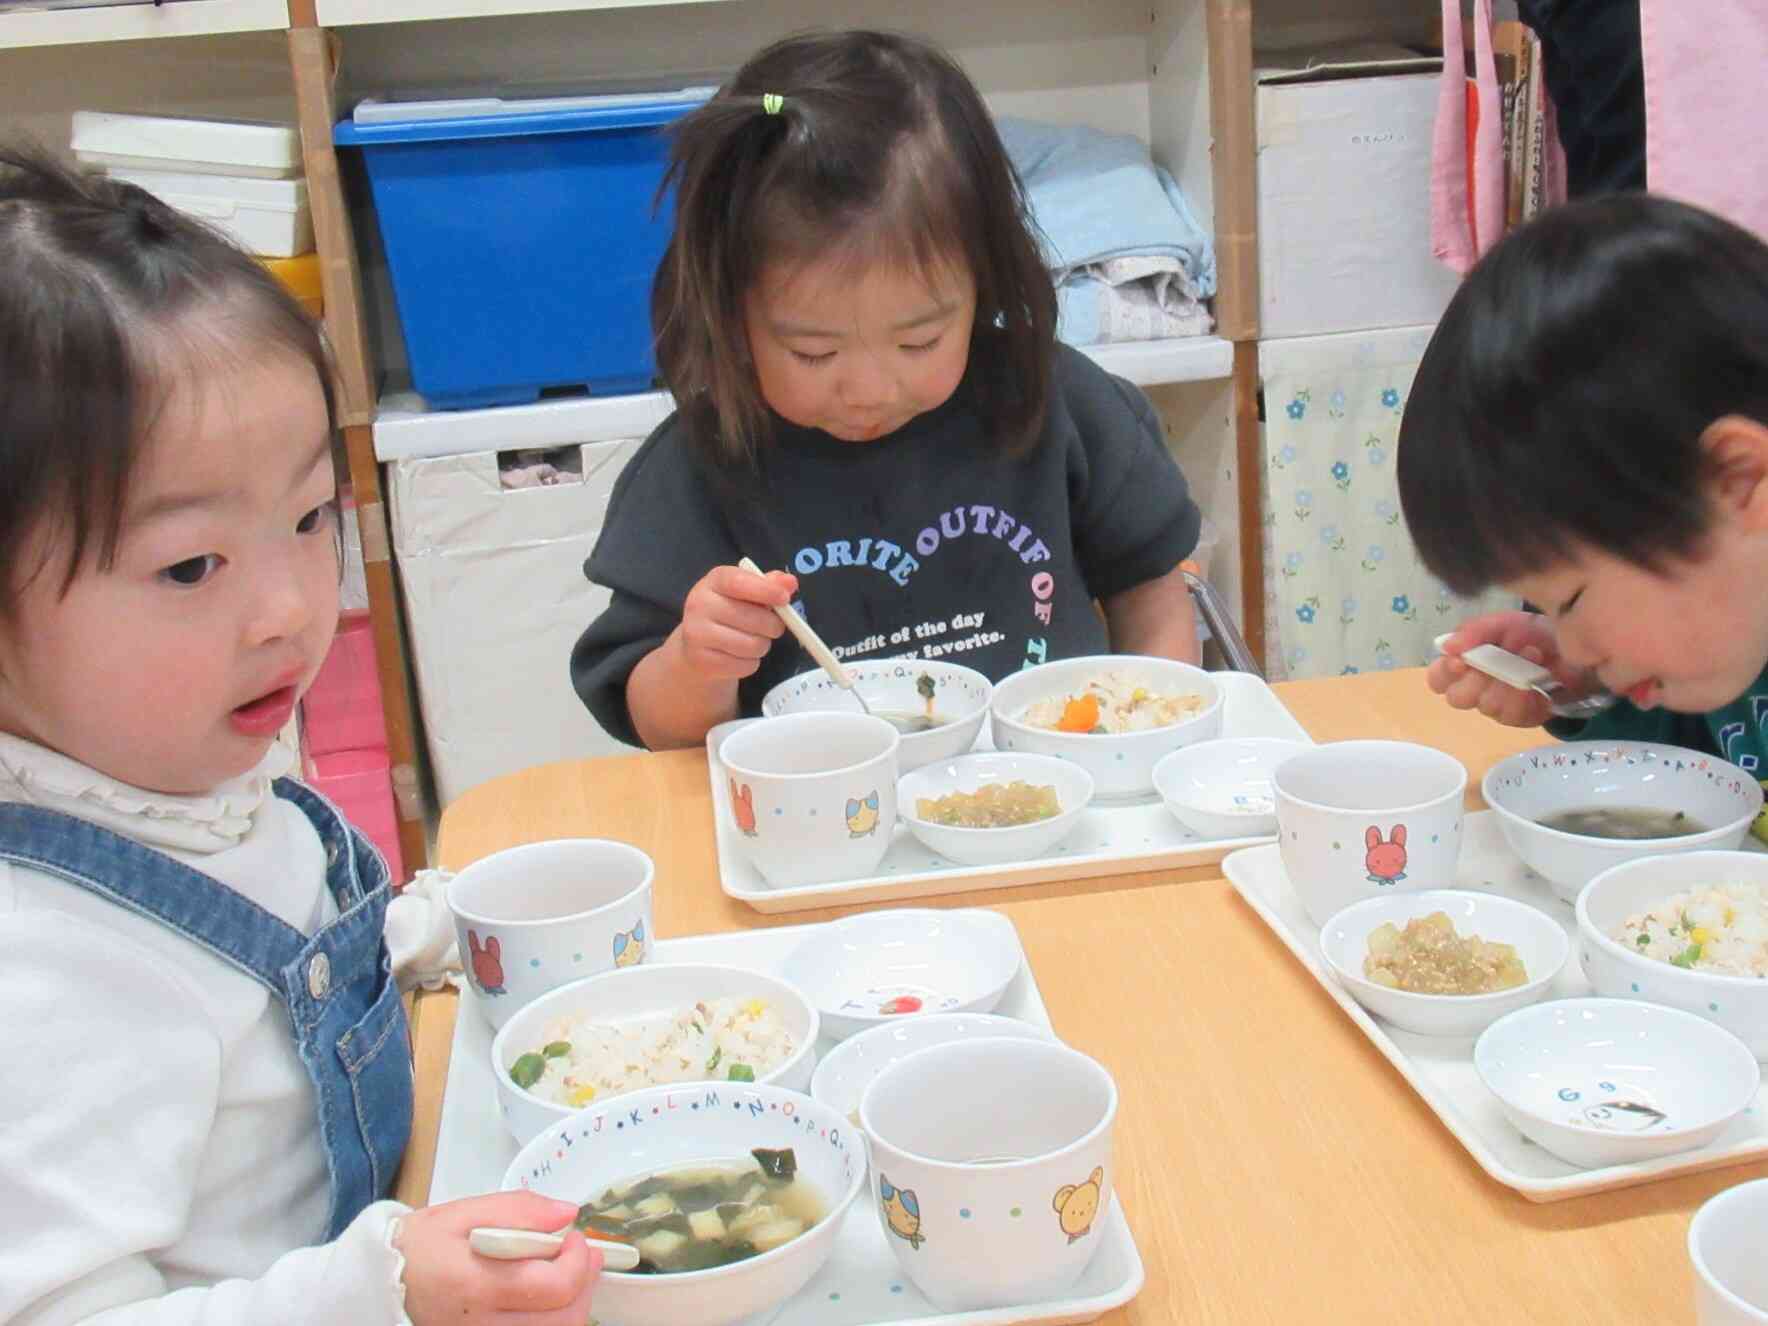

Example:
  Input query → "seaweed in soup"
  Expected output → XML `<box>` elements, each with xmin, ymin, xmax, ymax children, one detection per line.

<box><xmin>575</xmin><ymin>1148</ymin><xmax>823</xmax><ymax>1274</ymax></box>
<box><xmin>1538</xmin><ymin>806</ymin><xmax>1703</xmax><ymax>840</ymax></box>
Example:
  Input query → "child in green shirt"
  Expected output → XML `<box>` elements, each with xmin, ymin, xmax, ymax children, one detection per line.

<box><xmin>1397</xmin><ymin>194</ymin><xmax>1768</xmax><ymax>834</ymax></box>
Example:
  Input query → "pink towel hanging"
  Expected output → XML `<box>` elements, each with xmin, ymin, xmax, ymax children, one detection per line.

<box><xmin>1641</xmin><ymin>0</ymin><xmax>1768</xmax><ymax>239</ymax></box>
<box><xmin>1432</xmin><ymin>0</ymin><xmax>1504</xmax><ymax>273</ymax></box>
<box><xmin>1433</xmin><ymin>0</ymin><xmax>1569</xmax><ymax>272</ymax></box>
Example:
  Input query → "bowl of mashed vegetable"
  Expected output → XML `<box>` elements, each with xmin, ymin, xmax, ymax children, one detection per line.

<box><xmin>1320</xmin><ymin>889</ymin><xmax>1568</xmax><ymax>1037</ymax></box>
<box><xmin>1578</xmin><ymin>850</ymin><xmax>1768</xmax><ymax>1058</ymax></box>
<box><xmin>989</xmin><ymin>655</ymin><xmax>1224</xmax><ymax>799</ymax></box>
<box><xmin>897</xmin><ymin>751</ymin><xmax>1093</xmax><ymax>866</ymax></box>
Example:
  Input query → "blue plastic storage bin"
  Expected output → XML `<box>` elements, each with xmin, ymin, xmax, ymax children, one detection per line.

<box><xmin>334</xmin><ymin>90</ymin><xmax>708</xmax><ymax>410</ymax></box>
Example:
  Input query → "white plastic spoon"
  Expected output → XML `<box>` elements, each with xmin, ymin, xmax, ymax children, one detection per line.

<box><xmin>1433</xmin><ymin>633</ymin><xmax>1618</xmax><ymax>719</ymax></box>
<box><xmin>737</xmin><ymin>556</ymin><xmax>874</xmax><ymax>718</ymax></box>
<box><xmin>468</xmin><ymin>1225</ymin><xmax>641</xmax><ymax>1270</ymax></box>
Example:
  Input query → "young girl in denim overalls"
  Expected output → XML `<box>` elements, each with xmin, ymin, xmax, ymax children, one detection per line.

<box><xmin>0</xmin><ymin>148</ymin><xmax>601</xmax><ymax>1326</ymax></box>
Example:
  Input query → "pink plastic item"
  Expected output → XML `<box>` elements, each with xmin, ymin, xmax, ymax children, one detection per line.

<box><xmin>302</xmin><ymin>613</ymin><xmax>386</xmax><ymax>758</ymax></box>
<box><xmin>1432</xmin><ymin>0</ymin><xmax>1566</xmax><ymax>273</ymax></box>
<box><xmin>1432</xmin><ymin>0</ymin><xmax>1504</xmax><ymax>273</ymax></box>
<box><xmin>307</xmin><ymin>748</ymin><xmax>404</xmax><ymax>885</ymax></box>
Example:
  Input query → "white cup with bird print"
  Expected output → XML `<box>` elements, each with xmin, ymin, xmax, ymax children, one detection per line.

<box><xmin>1272</xmin><ymin>740</ymin><xmax>1467</xmax><ymax>928</ymax></box>
<box><xmin>858</xmin><ymin>1036</ymin><xmax>1117</xmax><ymax>1312</ymax></box>
<box><xmin>445</xmin><ymin>838</ymin><xmax>654</xmax><ymax>1030</ymax></box>
<box><xmin>719</xmin><ymin>712</ymin><xmax>900</xmax><ymax>888</ymax></box>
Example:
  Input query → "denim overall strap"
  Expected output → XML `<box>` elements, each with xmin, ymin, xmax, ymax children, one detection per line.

<box><xmin>0</xmin><ymin>787</ymin><xmax>412</xmax><ymax>1238</ymax></box>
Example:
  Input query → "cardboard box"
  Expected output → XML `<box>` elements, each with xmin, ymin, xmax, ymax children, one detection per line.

<box><xmin>388</xmin><ymin>440</ymin><xmax>642</xmax><ymax>808</ymax></box>
<box><xmin>1256</xmin><ymin>48</ymin><xmax>1461</xmax><ymax>339</ymax></box>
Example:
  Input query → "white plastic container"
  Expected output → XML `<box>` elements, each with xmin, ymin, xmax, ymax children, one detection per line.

<box><xmin>104</xmin><ymin>167</ymin><xmax>313</xmax><ymax>257</ymax></box>
<box><xmin>71</xmin><ymin>110</ymin><xmax>303</xmax><ymax>180</ymax></box>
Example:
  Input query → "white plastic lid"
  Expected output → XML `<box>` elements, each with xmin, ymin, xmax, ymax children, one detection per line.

<box><xmin>349</xmin><ymin>86</ymin><xmax>717</xmax><ymax>126</ymax></box>
<box><xmin>71</xmin><ymin>111</ymin><xmax>303</xmax><ymax>178</ymax></box>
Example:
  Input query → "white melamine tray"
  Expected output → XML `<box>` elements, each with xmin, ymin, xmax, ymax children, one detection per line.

<box><xmin>429</xmin><ymin>915</ymin><xmax>1146</xmax><ymax>1325</ymax></box>
<box><xmin>709</xmin><ymin>671</ymin><xmax>1311</xmax><ymax>914</ymax></box>
<box><xmin>1223</xmin><ymin>811</ymin><xmax>1768</xmax><ymax>1201</ymax></box>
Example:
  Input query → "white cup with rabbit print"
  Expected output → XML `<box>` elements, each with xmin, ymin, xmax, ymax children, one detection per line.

<box><xmin>858</xmin><ymin>1037</ymin><xmax>1117</xmax><ymax>1313</ymax></box>
<box><xmin>720</xmin><ymin>712</ymin><xmax>900</xmax><ymax>888</ymax></box>
<box><xmin>445</xmin><ymin>838</ymin><xmax>654</xmax><ymax>1030</ymax></box>
<box><xmin>1273</xmin><ymin>740</ymin><xmax>1467</xmax><ymax>928</ymax></box>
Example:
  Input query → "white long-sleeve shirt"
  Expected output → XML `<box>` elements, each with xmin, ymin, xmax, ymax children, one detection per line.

<box><xmin>0</xmin><ymin>735</ymin><xmax>458</xmax><ymax>1326</ymax></box>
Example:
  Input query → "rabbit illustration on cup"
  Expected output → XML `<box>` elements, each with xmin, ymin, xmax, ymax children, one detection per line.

<box><xmin>731</xmin><ymin>779</ymin><xmax>758</xmax><ymax>837</ymax></box>
<box><xmin>466</xmin><ymin>929</ymin><xmax>506</xmax><ymax>996</ymax></box>
<box><xmin>1365</xmin><ymin>825</ymin><xmax>1408</xmax><ymax>885</ymax></box>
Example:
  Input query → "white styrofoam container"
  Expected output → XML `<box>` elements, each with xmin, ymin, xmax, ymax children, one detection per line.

<box><xmin>104</xmin><ymin>167</ymin><xmax>313</xmax><ymax>257</ymax></box>
<box><xmin>72</xmin><ymin>110</ymin><xmax>303</xmax><ymax>180</ymax></box>
<box><xmin>388</xmin><ymin>441</ymin><xmax>642</xmax><ymax>808</ymax></box>
<box><xmin>1255</xmin><ymin>70</ymin><xmax>1461</xmax><ymax>339</ymax></box>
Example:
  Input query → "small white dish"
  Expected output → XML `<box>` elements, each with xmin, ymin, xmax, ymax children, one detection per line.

<box><xmin>988</xmin><ymin>654</ymin><xmax>1225</xmax><ymax>800</ymax></box>
<box><xmin>1576</xmin><ymin>850</ymin><xmax>1768</xmax><ymax>1059</ymax></box>
<box><xmin>1473</xmin><ymin>996</ymin><xmax>1760</xmax><ymax>1169</ymax></box>
<box><xmin>1152</xmin><ymin>737</ymin><xmax>1305</xmax><ymax>838</ymax></box>
<box><xmin>1691</xmin><ymin>1178</ymin><xmax>1768</xmax><ymax>1324</ymax></box>
<box><xmin>503</xmin><ymin>1080</ymin><xmax>866</xmax><ymax>1326</ymax></box>
<box><xmin>1319</xmin><ymin>889</ymin><xmax>1568</xmax><ymax>1038</ymax></box>
<box><xmin>489</xmin><ymin>962</ymin><xmax>819</xmax><ymax>1145</ymax></box>
<box><xmin>896</xmin><ymin>752</ymin><xmax>1092</xmax><ymax>866</ymax></box>
<box><xmin>1483</xmin><ymin>742</ymin><xmax>1762</xmax><ymax>902</ymax></box>
<box><xmin>762</xmin><ymin>658</ymin><xmax>992</xmax><ymax>773</ymax></box>
<box><xmin>781</xmin><ymin>908</ymin><xmax>1022</xmax><ymax>1041</ymax></box>
<box><xmin>808</xmin><ymin>1012</ymin><xmax>1056</xmax><ymax>1128</ymax></box>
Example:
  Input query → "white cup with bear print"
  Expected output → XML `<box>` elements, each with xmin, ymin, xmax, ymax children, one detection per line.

<box><xmin>858</xmin><ymin>1036</ymin><xmax>1117</xmax><ymax>1312</ymax></box>
<box><xmin>445</xmin><ymin>838</ymin><xmax>654</xmax><ymax>1029</ymax></box>
<box><xmin>1273</xmin><ymin>739</ymin><xmax>1467</xmax><ymax>928</ymax></box>
<box><xmin>719</xmin><ymin>712</ymin><xmax>900</xmax><ymax>888</ymax></box>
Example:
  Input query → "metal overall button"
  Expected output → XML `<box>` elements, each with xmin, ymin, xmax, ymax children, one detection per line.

<box><xmin>307</xmin><ymin>952</ymin><xmax>332</xmax><ymax>1000</ymax></box>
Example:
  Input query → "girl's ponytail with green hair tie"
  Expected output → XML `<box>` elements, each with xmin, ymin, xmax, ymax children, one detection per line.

<box><xmin>762</xmin><ymin>92</ymin><xmax>784</xmax><ymax>115</ymax></box>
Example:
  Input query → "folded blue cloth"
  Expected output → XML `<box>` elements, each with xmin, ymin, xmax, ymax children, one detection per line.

<box><xmin>996</xmin><ymin>116</ymin><xmax>1217</xmax><ymax>298</ymax></box>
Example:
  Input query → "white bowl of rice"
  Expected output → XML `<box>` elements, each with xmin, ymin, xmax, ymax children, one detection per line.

<box><xmin>490</xmin><ymin>963</ymin><xmax>820</xmax><ymax>1145</ymax></box>
<box><xmin>1577</xmin><ymin>851</ymin><xmax>1768</xmax><ymax>1059</ymax></box>
<box><xmin>988</xmin><ymin>655</ymin><xmax>1224</xmax><ymax>799</ymax></box>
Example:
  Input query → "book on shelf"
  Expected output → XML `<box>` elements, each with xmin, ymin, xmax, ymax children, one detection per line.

<box><xmin>1462</xmin><ymin>19</ymin><xmax>1547</xmax><ymax>245</ymax></box>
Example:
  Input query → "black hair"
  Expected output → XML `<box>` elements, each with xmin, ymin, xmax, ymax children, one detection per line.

<box><xmin>0</xmin><ymin>141</ymin><xmax>336</xmax><ymax>616</ymax></box>
<box><xmin>652</xmin><ymin>28</ymin><xmax>1057</xmax><ymax>465</ymax></box>
<box><xmin>1396</xmin><ymin>193</ymin><xmax>1768</xmax><ymax>595</ymax></box>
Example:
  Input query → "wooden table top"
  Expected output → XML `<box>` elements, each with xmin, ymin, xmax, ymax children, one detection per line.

<box><xmin>402</xmin><ymin>669</ymin><xmax>1758</xmax><ymax>1324</ymax></box>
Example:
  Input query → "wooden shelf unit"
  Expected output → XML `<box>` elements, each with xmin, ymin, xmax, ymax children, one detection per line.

<box><xmin>7</xmin><ymin>0</ymin><xmax>1281</xmax><ymax>871</ymax></box>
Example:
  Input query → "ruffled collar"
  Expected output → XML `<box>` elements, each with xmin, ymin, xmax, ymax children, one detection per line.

<box><xmin>0</xmin><ymin>733</ymin><xmax>291</xmax><ymax>855</ymax></box>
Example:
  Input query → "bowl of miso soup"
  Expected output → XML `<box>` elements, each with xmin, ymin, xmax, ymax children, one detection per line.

<box><xmin>763</xmin><ymin>659</ymin><xmax>992</xmax><ymax>772</ymax></box>
<box><xmin>502</xmin><ymin>1080</ymin><xmax>866</xmax><ymax>1326</ymax></box>
<box><xmin>1482</xmin><ymin>741</ymin><xmax>1763</xmax><ymax>902</ymax></box>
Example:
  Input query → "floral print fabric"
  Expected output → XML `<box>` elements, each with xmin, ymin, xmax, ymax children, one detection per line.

<box><xmin>1259</xmin><ymin>330</ymin><xmax>1515</xmax><ymax>681</ymax></box>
